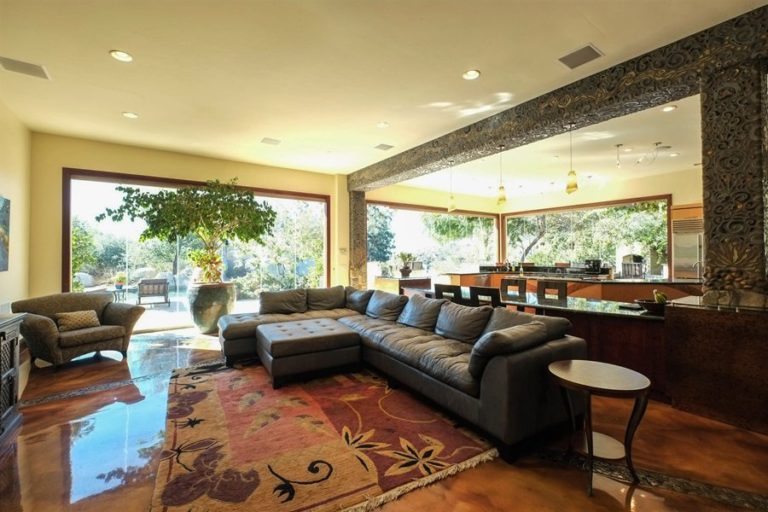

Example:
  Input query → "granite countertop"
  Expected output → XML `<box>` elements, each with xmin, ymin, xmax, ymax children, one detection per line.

<box><xmin>443</xmin><ymin>272</ymin><xmax>702</xmax><ymax>285</ymax></box>
<box><xmin>671</xmin><ymin>295</ymin><xmax>768</xmax><ymax>313</ymax></box>
<box><xmin>502</xmin><ymin>292</ymin><xmax>665</xmax><ymax>321</ymax></box>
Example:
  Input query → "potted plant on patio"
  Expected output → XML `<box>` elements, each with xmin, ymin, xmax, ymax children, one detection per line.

<box><xmin>97</xmin><ymin>179</ymin><xmax>276</xmax><ymax>333</ymax></box>
<box><xmin>398</xmin><ymin>251</ymin><xmax>415</xmax><ymax>278</ymax></box>
<box><xmin>113</xmin><ymin>272</ymin><xmax>127</xmax><ymax>289</ymax></box>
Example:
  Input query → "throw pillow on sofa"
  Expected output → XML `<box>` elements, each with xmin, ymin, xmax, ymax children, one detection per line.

<box><xmin>345</xmin><ymin>287</ymin><xmax>374</xmax><ymax>314</ymax></box>
<box><xmin>55</xmin><ymin>310</ymin><xmax>101</xmax><ymax>332</ymax></box>
<box><xmin>481</xmin><ymin>307</ymin><xmax>571</xmax><ymax>339</ymax></box>
<box><xmin>259</xmin><ymin>288</ymin><xmax>308</xmax><ymax>314</ymax></box>
<box><xmin>365</xmin><ymin>290</ymin><xmax>408</xmax><ymax>321</ymax></box>
<box><xmin>435</xmin><ymin>301</ymin><xmax>493</xmax><ymax>344</ymax></box>
<box><xmin>307</xmin><ymin>285</ymin><xmax>346</xmax><ymax>310</ymax></box>
<box><xmin>468</xmin><ymin>321</ymin><xmax>548</xmax><ymax>378</ymax></box>
<box><xmin>397</xmin><ymin>293</ymin><xmax>446</xmax><ymax>330</ymax></box>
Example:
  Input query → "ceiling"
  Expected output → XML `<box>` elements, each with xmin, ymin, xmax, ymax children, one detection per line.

<box><xmin>0</xmin><ymin>0</ymin><xmax>765</xmax><ymax>178</ymax></box>
<box><xmin>402</xmin><ymin>94</ymin><xmax>703</xmax><ymax>198</ymax></box>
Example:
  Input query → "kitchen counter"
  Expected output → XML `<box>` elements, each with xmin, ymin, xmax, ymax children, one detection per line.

<box><xmin>442</xmin><ymin>272</ymin><xmax>702</xmax><ymax>303</ymax></box>
<box><xmin>502</xmin><ymin>292</ymin><xmax>663</xmax><ymax>321</ymax></box>
<box><xmin>442</xmin><ymin>272</ymin><xmax>701</xmax><ymax>285</ymax></box>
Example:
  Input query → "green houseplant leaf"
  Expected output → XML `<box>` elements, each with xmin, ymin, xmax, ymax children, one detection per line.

<box><xmin>96</xmin><ymin>179</ymin><xmax>276</xmax><ymax>283</ymax></box>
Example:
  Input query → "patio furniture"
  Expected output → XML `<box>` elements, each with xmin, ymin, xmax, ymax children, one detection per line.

<box><xmin>10</xmin><ymin>292</ymin><xmax>144</xmax><ymax>368</ymax></box>
<box><xmin>137</xmin><ymin>278</ymin><xmax>171</xmax><ymax>306</ymax></box>
<box><xmin>468</xmin><ymin>286</ymin><xmax>502</xmax><ymax>307</ymax></box>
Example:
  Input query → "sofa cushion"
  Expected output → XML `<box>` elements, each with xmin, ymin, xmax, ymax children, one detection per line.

<box><xmin>397</xmin><ymin>293</ymin><xmax>446</xmax><ymax>330</ymax></box>
<box><xmin>55</xmin><ymin>310</ymin><xmax>100</xmax><ymax>332</ymax></box>
<box><xmin>345</xmin><ymin>287</ymin><xmax>374</xmax><ymax>314</ymax></box>
<box><xmin>434</xmin><ymin>302</ymin><xmax>493</xmax><ymax>344</ymax></box>
<box><xmin>371</xmin><ymin>326</ymin><xmax>478</xmax><ymax>396</ymax></box>
<box><xmin>219</xmin><ymin>309</ymin><xmax>359</xmax><ymax>339</ymax></box>
<box><xmin>307</xmin><ymin>285</ymin><xmax>346</xmax><ymax>310</ymax></box>
<box><xmin>481</xmin><ymin>307</ymin><xmax>571</xmax><ymax>339</ymax></box>
<box><xmin>338</xmin><ymin>314</ymin><xmax>401</xmax><ymax>349</ymax></box>
<box><xmin>468</xmin><ymin>321</ymin><xmax>549</xmax><ymax>378</ymax></box>
<box><xmin>58</xmin><ymin>325</ymin><xmax>125</xmax><ymax>348</ymax></box>
<box><xmin>365</xmin><ymin>290</ymin><xmax>408</xmax><ymax>321</ymax></box>
<box><xmin>259</xmin><ymin>288</ymin><xmax>308</xmax><ymax>314</ymax></box>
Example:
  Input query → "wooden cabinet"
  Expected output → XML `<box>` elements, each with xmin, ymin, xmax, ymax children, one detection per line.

<box><xmin>0</xmin><ymin>314</ymin><xmax>24</xmax><ymax>442</ymax></box>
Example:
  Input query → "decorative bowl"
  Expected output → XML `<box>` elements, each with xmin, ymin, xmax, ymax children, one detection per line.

<box><xmin>635</xmin><ymin>299</ymin><xmax>666</xmax><ymax>314</ymax></box>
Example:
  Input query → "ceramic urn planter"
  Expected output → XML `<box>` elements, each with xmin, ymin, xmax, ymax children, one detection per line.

<box><xmin>188</xmin><ymin>282</ymin><xmax>237</xmax><ymax>334</ymax></box>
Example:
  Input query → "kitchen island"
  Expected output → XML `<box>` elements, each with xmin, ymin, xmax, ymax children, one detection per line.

<box><xmin>443</xmin><ymin>272</ymin><xmax>702</xmax><ymax>303</ymax></box>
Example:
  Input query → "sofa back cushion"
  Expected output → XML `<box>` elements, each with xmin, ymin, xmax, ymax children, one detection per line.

<box><xmin>397</xmin><ymin>293</ymin><xmax>446</xmax><ymax>330</ymax></box>
<box><xmin>307</xmin><ymin>285</ymin><xmax>346</xmax><ymax>310</ymax></box>
<box><xmin>434</xmin><ymin>302</ymin><xmax>493</xmax><ymax>344</ymax></box>
<box><xmin>365</xmin><ymin>290</ymin><xmax>408</xmax><ymax>321</ymax></box>
<box><xmin>345</xmin><ymin>287</ymin><xmax>374</xmax><ymax>314</ymax></box>
<box><xmin>481</xmin><ymin>307</ymin><xmax>571</xmax><ymax>339</ymax></box>
<box><xmin>11</xmin><ymin>292</ymin><xmax>112</xmax><ymax>321</ymax></box>
<box><xmin>259</xmin><ymin>288</ymin><xmax>307</xmax><ymax>314</ymax></box>
<box><xmin>468</xmin><ymin>321</ymin><xmax>549</xmax><ymax>378</ymax></box>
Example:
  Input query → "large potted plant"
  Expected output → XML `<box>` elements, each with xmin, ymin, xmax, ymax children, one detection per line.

<box><xmin>97</xmin><ymin>179</ymin><xmax>276</xmax><ymax>333</ymax></box>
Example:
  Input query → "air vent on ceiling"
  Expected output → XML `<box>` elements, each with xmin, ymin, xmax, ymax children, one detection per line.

<box><xmin>260</xmin><ymin>137</ymin><xmax>281</xmax><ymax>145</ymax></box>
<box><xmin>558</xmin><ymin>44</ymin><xmax>603</xmax><ymax>70</ymax></box>
<box><xmin>0</xmin><ymin>56</ymin><xmax>50</xmax><ymax>80</ymax></box>
<box><xmin>375</xmin><ymin>143</ymin><xmax>394</xmax><ymax>151</ymax></box>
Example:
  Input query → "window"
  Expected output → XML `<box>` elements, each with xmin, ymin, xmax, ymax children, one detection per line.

<box><xmin>504</xmin><ymin>197</ymin><xmax>669</xmax><ymax>276</ymax></box>
<box><xmin>64</xmin><ymin>170</ymin><xmax>329</xmax><ymax>331</ymax></box>
<box><xmin>366</xmin><ymin>203</ymin><xmax>497</xmax><ymax>286</ymax></box>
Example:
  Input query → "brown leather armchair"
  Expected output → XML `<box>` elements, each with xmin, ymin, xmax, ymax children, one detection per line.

<box><xmin>11</xmin><ymin>292</ymin><xmax>144</xmax><ymax>368</ymax></box>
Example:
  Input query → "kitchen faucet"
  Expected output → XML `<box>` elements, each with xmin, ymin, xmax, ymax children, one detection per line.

<box><xmin>692</xmin><ymin>261</ymin><xmax>703</xmax><ymax>279</ymax></box>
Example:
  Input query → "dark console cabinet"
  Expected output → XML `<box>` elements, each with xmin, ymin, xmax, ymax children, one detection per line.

<box><xmin>0</xmin><ymin>314</ymin><xmax>24</xmax><ymax>441</ymax></box>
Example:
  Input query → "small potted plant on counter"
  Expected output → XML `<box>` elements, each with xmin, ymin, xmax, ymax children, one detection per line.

<box><xmin>398</xmin><ymin>252</ymin><xmax>415</xmax><ymax>278</ymax></box>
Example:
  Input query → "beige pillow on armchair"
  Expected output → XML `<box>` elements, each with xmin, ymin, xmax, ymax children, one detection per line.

<box><xmin>55</xmin><ymin>310</ymin><xmax>101</xmax><ymax>332</ymax></box>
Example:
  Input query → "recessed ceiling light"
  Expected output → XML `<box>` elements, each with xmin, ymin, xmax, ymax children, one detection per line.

<box><xmin>376</xmin><ymin>121</ymin><xmax>390</xmax><ymax>129</ymax></box>
<box><xmin>462</xmin><ymin>69</ymin><xmax>481</xmax><ymax>80</ymax></box>
<box><xmin>623</xmin><ymin>147</ymin><xmax>633</xmax><ymax>152</ymax></box>
<box><xmin>110</xmin><ymin>50</ymin><xmax>133</xmax><ymax>63</ymax></box>
<box><xmin>662</xmin><ymin>105</ymin><xmax>677</xmax><ymax>112</ymax></box>
<box><xmin>121</xmin><ymin>111</ymin><xmax>139</xmax><ymax>119</ymax></box>
<box><xmin>375</xmin><ymin>143</ymin><xmax>394</xmax><ymax>151</ymax></box>
<box><xmin>261</xmin><ymin>137</ymin><xmax>281</xmax><ymax>145</ymax></box>
<box><xmin>669</xmin><ymin>152</ymin><xmax>680</xmax><ymax>157</ymax></box>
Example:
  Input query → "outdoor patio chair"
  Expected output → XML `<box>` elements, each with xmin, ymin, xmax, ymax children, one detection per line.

<box><xmin>137</xmin><ymin>278</ymin><xmax>171</xmax><ymax>306</ymax></box>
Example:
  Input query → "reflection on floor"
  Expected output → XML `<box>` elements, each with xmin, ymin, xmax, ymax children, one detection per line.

<box><xmin>0</xmin><ymin>329</ymin><xmax>766</xmax><ymax>511</ymax></box>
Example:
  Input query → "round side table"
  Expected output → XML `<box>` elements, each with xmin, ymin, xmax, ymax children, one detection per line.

<box><xmin>548</xmin><ymin>359</ymin><xmax>651</xmax><ymax>496</ymax></box>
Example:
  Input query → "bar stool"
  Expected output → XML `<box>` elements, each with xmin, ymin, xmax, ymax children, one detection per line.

<box><xmin>435</xmin><ymin>284</ymin><xmax>465</xmax><ymax>304</ymax></box>
<box><xmin>468</xmin><ymin>286</ymin><xmax>502</xmax><ymax>307</ymax></box>
<box><xmin>537</xmin><ymin>280</ymin><xmax>568</xmax><ymax>300</ymax></box>
<box><xmin>500</xmin><ymin>277</ymin><xmax>527</xmax><ymax>298</ymax></box>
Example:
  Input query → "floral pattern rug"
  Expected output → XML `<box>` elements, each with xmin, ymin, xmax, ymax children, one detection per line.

<box><xmin>151</xmin><ymin>363</ymin><xmax>497</xmax><ymax>511</ymax></box>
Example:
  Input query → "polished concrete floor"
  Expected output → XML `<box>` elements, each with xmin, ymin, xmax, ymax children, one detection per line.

<box><xmin>0</xmin><ymin>329</ymin><xmax>766</xmax><ymax>511</ymax></box>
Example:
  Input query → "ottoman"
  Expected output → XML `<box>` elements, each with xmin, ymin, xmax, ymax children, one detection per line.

<box><xmin>256</xmin><ymin>318</ymin><xmax>361</xmax><ymax>388</ymax></box>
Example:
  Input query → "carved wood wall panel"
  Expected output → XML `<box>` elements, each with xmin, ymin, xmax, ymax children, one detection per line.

<box><xmin>701</xmin><ymin>62</ymin><xmax>768</xmax><ymax>306</ymax></box>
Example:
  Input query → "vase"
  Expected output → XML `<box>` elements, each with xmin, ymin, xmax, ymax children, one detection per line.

<box><xmin>187</xmin><ymin>282</ymin><xmax>237</xmax><ymax>334</ymax></box>
<box><xmin>115</xmin><ymin>284</ymin><xmax>124</xmax><ymax>289</ymax></box>
<box><xmin>399</xmin><ymin>267</ymin><xmax>412</xmax><ymax>278</ymax></box>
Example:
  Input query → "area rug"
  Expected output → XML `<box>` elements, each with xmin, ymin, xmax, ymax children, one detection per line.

<box><xmin>151</xmin><ymin>363</ymin><xmax>497</xmax><ymax>511</ymax></box>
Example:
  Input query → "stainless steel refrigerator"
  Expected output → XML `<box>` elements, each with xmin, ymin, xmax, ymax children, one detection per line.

<box><xmin>672</xmin><ymin>218</ymin><xmax>705</xmax><ymax>279</ymax></box>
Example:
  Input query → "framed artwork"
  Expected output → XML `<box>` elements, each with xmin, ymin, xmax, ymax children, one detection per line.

<box><xmin>0</xmin><ymin>196</ymin><xmax>9</xmax><ymax>271</ymax></box>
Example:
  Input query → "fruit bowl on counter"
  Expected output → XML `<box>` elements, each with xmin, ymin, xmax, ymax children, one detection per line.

<box><xmin>634</xmin><ymin>299</ymin><xmax>666</xmax><ymax>314</ymax></box>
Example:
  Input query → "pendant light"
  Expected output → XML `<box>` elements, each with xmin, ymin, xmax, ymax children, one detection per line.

<box><xmin>447</xmin><ymin>166</ymin><xmax>457</xmax><ymax>212</ymax></box>
<box><xmin>566</xmin><ymin>125</ymin><xmax>578</xmax><ymax>194</ymax></box>
<box><xmin>496</xmin><ymin>144</ymin><xmax>507</xmax><ymax>206</ymax></box>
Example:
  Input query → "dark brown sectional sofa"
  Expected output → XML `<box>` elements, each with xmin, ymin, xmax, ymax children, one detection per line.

<box><xmin>218</xmin><ymin>285</ymin><xmax>587</xmax><ymax>453</ymax></box>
